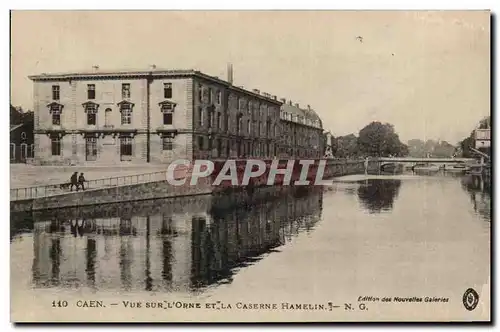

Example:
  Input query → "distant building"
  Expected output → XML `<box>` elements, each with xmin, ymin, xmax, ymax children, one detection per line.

<box><xmin>474</xmin><ymin>129</ymin><xmax>491</xmax><ymax>150</ymax></box>
<box><xmin>278</xmin><ymin>99</ymin><xmax>323</xmax><ymax>159</ymax></box>
<box><xmin>10</xmin><ymin>105</ymin><xmax>34</xmax><ymax>163</ymax></box>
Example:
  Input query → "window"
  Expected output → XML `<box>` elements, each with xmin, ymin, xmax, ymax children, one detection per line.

<box><xmin>52</xmin><ymin>110</ymin><xmax>61</xmax><ymax>125</ymax></box>
<box><xmin>247</xmin><ymin>120</ymin><xmax>251</xmax><ymax>134</ymax></box>
<box><xmin>208</xmin><ymin>88</ymin><xmax>212</xmax><ymax>104</ymax></box>
<box><xmin>216</xmin><ymin>91</ymin><xmax>221</xmax><ymax>104</ymax></box>
<box><xmin>85</xmin><ymin>104</ymin><xmax>98</xmax><ymax>125</ymax></box>
<box><xmin>86</xmin><ymin>137</ymin><xmax>98</xmax><ymax>161</ymax></box>
<box><xmin>216</xmin><ymin>139</ymin><xmax>222</xmax><ymax>157</ymax></box>
<box><xmin>21</xmin><ymin>132</ymin><xmax>26</xmax><ymax>140</ymax></box>
<box><xmin>160</xmin><ymin>102</ymin><xmax>175</xmax><ymax>126</ymax></box>
<box><xmin>52</xmin><ymin>85</ymin><xmax>60</xmax><ymax>100</ymax></box>
<box><xmin>87</xmin><ymin>112</ymin><xmax>96</xmax><ymax>125</ymax></box>
<box><xmin>208</xmin><ymin>110</ymin><xmax>213</xmax><ymax>128</ymax></box>
<box><xmin>163</xmin><ymin>112</ymin><xmax>173</xmax><ymax>125</ymax></box>
<box><xmin>104</xmin><ymin>108</ymin><xmax>112</xmax><ymax>127</ymax></box>
<box><xmin>198</xmin><ymin>136</ymin><xmax>204</xmax><ymax>150</ymax></box>
<box><xmin>164</xmin><ymin>83</ymin><xmax>172</xmax><ymax>98</ymax></box>
<box><xmin>237</xmin><ymin>97</ymin><xmax>240</xmax><ymax>111</ymax></box>
<box><xmin>87</xmin><ymin>84</ymin><xmax>96</xmax><ymax>100</ymax></box>
<box><xmin>120</xmin><ymin>137</ymin><xmax>133</xmax><ymax>160</ymax></box>
<box><xmin>51</xmin><ymin>137</ymin><xmax>61</xmax><ymax>156</ymax></box>
<box><xmin>162</xmin><ymin>137</ymin><xmax>173</xmax><ymax>151</ymax></box>
<box><xmin>217</xmin><ymin>113</ymin><xmax>221</xmax><ymax>130</ymax></box>
<box><xmin>198</xmin><ymin>107</ymin><xmax>203</xmax><ymax>127</ymax></box>
<box><xmin>237</xmin><ymin>116</ymin><xmax>242</xmax><ymax>134</ymax></box>
<box><xmin>226</xmin><ymin>114</ymin><xmax>230</xmax><ymax>132</ymax></box>
<box><xmin>120</xmin><ymin>104</ymin><xmax>132</xmax><ymax>125</ymax></box>
<box><xmin>198</xmin><ymin>85</ymin><xmax>203</xmax><ymax>102</ymax></box>
<box><xmin>122</xmin><ymin>84</ymin><xmax>131</xmax><ymax>98</ymax></box>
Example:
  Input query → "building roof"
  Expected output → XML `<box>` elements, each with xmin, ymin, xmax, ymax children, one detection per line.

<box><xmin>280</xmin><ymin>102</ymin><xmax>323</xmax><ymax>129</ymax></box>
<box><xmin>29</xmin><ymin>67</ymin><xmax>324</xmax><ymax>127</ymax></box>
<box><xmin>28</xmin><ymin>68</ymin><xmax>283</xmax><ymax>105</ymax></box>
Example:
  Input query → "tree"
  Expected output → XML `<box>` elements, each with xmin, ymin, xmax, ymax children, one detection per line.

<box><xmin>433</xmin><ymin>141</ymin><xmax>455</xmax><ymax>158</ymax></box>
<box><xmin>357</xmin><ymin>122</ymin><xmax>408</xmax><ymax>157</ymax></box>
<box><xmin>357</xmin><ymin>180</ymin><xmax>402</xmax><ymax>213</ymax></box>
<box><xmin>333</xmin><ymin>134</ymin><xmax>359</xmax><ymax>158</ymax></box>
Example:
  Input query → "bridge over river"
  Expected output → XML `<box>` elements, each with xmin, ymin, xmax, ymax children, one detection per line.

<box><xmin>376</xmin><ymin>157</ymin><xmax>476</xmax><ymax>163</ymax></box>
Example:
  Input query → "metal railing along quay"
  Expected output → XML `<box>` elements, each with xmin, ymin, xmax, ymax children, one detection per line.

<box><xmin>10</xmin><ymin>170</ymin><xmax>171</xmax><ymax>201</ymax></box>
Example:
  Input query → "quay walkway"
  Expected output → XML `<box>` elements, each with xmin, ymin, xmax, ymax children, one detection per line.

<box><xmin>10</xmin><ymin>159</ymin><xmax>367</xmax><ymax>212</ymax></box>
<box><xmin>10</xmin><ymin>170</ymin><xmax>171</xmax><ymax>201</ymax></box>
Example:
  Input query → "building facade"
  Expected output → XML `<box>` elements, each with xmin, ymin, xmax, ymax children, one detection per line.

<box><xmin>10</xmin><ymin>106</ymin><xmax>34</xmax><ymax>163</ymax></box>
<box><xmin>278</xmin><ymin>99</ymin><xmax>323</xmax><ymax>159</ymax></box>
<box><xmin>30</xmin><ymin>67</ymin><xmax>322</xmax><ymax>165</ymax></box>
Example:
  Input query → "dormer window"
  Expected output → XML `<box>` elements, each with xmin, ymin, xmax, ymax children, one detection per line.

<box><xmin>47</xmin><ymin>102</ymin><xmax>63</xmax><ymax>126</ymax></box>
<box><xmin>82</xmin><ymin>101</ymin><xmax>99</xmax><ymax>126</ymax></box>
<box><xmin>159</xmin><ymin>100</ymin><xmax>176</xmax><ymax>125</ymax></box>
<box><xmin>118</xmin><ymin>100</ymin><xmax>135</xmax><ymax>125</ymax></box>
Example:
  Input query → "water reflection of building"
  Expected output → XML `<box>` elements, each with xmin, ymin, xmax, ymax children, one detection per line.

<box><xmin>460</xmin><ymin>175</ymin><xmax>491</xmax><ymax>222</ymax></box>
<box><xmin>356</xmin><ymin>180</ymin><xmax>402</xmax><ymax>213</ymax></box>
<box><xmin>25</xmin><ymin>187</ymin><xmax>323</xmax><ymax>292</ymax></box>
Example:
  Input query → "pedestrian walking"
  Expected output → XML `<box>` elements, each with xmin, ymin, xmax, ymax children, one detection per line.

<box><xmin>70</xmin><ymin>172</ymin><xmax>78</xmax><ymax>191</ymax></box>
<box><xmin>78</xmin><ymin>173</ymin><xmax>86</xmax><ymax>190</ymax></box>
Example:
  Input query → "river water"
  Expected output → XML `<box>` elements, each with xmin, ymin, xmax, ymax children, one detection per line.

<box><xmin>10</xmin><ymin>172</ymin><xmax>491</xmax><ymax>322</ymax></box>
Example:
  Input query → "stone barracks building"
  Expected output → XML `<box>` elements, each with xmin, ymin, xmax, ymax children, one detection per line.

<box><xmin>29</xmin><ymin>65</ymin><xmax>323</xmax><ymax>165</ymax></box>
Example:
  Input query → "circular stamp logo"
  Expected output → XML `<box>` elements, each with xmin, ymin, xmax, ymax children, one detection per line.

<box><xmin>463</xmin><ymin>288</ymin><xmax>479</xmax><ymax>311</ymax></box>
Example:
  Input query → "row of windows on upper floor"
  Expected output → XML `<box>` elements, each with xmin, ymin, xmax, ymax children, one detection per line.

<box><xmin>197</xmin><ymin>108</ymin><xmax>278</xmax><ymax>137</ymax></box>
<box><xmin>50</xmin><ymin>83</ymin><xmax>173</xmax><ymax>101</ymax></box>
<box><xmin>280</xmin><ymin>111</ymin><xmax>321</xmax><ymax>128</ymax></box>
<box><xmin>47</xmin><ymin>100</ymin><xmax>280</xmax><ymax>135</ymax></box>
<box><xmin>196</xmin><ymin>85</ymin><xmax>278</xmax><ymax>114</ymax></box>
<box><xmin>47</xmin><ymin>100</ymin><xmax>175</xmax><ymax>127</ymax></box>
<box><xmin>50</xmin><ymin>83</ymin><xmax>279</xmax><ymax>115</ymax></box>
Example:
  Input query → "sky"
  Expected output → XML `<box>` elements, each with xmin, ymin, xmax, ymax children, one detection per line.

<box><xmin>10</xmin><ymin>10</ymin><xmax>490</xmax><ymax>144</ymax></box>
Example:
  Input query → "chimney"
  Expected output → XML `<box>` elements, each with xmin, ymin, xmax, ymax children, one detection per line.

<box><xmin>253</xmin><ymin>89</ymin><xmax>260</xmax><ymax>94</ymax></box>
<box><xmin>92</xmin><ymin>65</ymin><xmax>99</xmax><ymax>72</ymax></box>
<box><xmin>272</xmin><ymin>95</ymin><xmax>277</xmax><ymax>100</ymax></box>
<box><xmin>227</xmin><ymin>63</ymin><xmax>233</xmax><ymax>84</ymax></box>
<box><xmin>307</xmin><ymin>104</ymin><xmax>311</xmax><ymax>110</ymax></box>
<box><xmin>295</xmin><ymin>103</ymin><xmax>300</xmax><ymax>108</ymax></box>
<box><xmin>280</xmin><ymin>98</ymin><xmax>286</xmax><ymax>103</ymax></box>
<box><xmin>288</xmin><ymin>100</ymin><xmax>292</xmax><ymax>106</ymax></box>
<box><xmin>150</xmin><ymin>64</ymin><xmax>157</xmax><ymax>70</ymax></box>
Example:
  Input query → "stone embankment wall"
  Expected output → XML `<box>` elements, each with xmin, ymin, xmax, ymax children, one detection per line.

<box><xmin>11</xmin><ymin>159</ymin><xmax>368</xmax><ymax>212</ymax></box>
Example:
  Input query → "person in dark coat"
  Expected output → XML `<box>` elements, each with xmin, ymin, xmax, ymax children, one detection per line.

<box><xmin>78</xmin><ymin>173</ymin><xmax>86</xmax><ymax>190</ymax></box>
<box><xmin>70</xmin><ymin>172</ymin><xmax>78</xmax><ymax>191</ymax></box>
